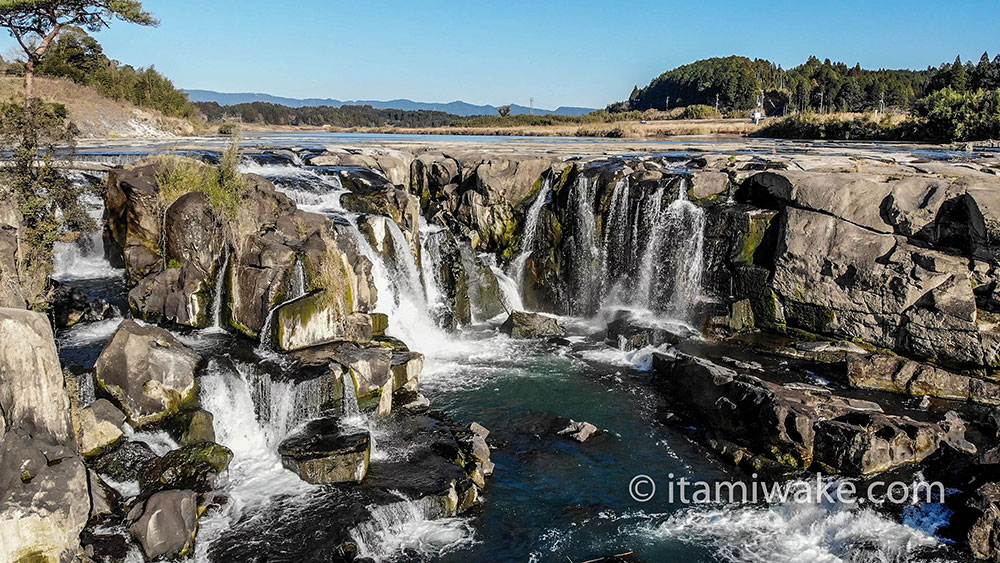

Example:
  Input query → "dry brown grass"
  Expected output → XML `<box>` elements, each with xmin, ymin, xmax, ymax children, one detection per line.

<box><xmin>0</xmin><ymin>76</ymin><xmax>194</xmax><ymax>138</ymax></box>
<box><xmin>236</xmin><ymin>118</ymin><xmax>763</xmax><ymax>139</ymax></box>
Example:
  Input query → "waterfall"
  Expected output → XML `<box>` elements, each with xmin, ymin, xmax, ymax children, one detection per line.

<box><xmin>208</xmin><ymin>247</ymin><xmax>230</xmax><ymax>333</ymax></box>
<box><xmin>629</xmin><ymin>179</ymin><xmax>706</xmax><ymax>321</ymax></box>
<box><xmin>341</xmin><ymin>371</ymin><xmax>363</xmax><ymax>423</ymax></box>
<box><xmin>634</xmin><ymin>184</ymin><xmax>669</xmax><ymax>304</ymax></box>
<box><xmin>385</xmin><ymin>221</ymin><xmax>424</xmax><ymax>304</ymax></box>
<box><xmin>508</xmin><ymin>179</ymin><xmax>552</xmax><ymax>296</ymax></box>
<box><xmin>340</xmin><ymin>371</ymin><xmax>380</xmax><ymax>459</ymax></box>
<box><xmin>372</xmin><ymin>220</ymin><xmax>449</xmax><ymax>353</ymax></box>
<box><xmin>491</xmin><ymin>264</ymin><xmax>524</xmax><ymax>313</ymax></box>
<box><xmin>239</xmin><ymin>161</ymin><xmax>346</xmax><ymax>214</ymax></box>
<box><xmin>257</xmin><ymin>259</ymin><xmax>307</xmax><ymax>352</ymax></box>
<box><xmin>567</xmin><ymin>175</ymin><xmax>601</xmax><ymax>315</ymax></box>
<box><xmin>350</xmin><ymin>491</ymin><xmax>474</xmax><ymax>561</ymax></box>
<box><xmin>660</xmin><ymin>184</ymin><xmax>706</xmax><ymax>321</ymax></box>
<box><xmin>195</xmin><ymin>359</ymin><xmax>311</xmax><ymax>559</ymax></box>
<box><xmin>419</xmin><ymin>223</ymin><xmax>449</xmax><ymax>324</ymax></box>
<box><xmin>52</xmin><ymin>191</ymin><xmax>122</xmax><ymax>280</ymax></box>
<box><xmin>601</xmin><ymin>178</ymin><xmax>634</xmax><ymax>302</ymax></box>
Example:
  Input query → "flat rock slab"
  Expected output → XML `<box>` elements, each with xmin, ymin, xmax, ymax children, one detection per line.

<box><xmin>279</xmin><ymin>416</ymin><xmax>370</xmax><ymax>484</ymax></box>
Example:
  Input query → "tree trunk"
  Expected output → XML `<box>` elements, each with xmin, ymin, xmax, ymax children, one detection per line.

<box><xmin>24</xmin><ymin>59</ymin><xmax>34</xmax><ymax>101</ymax></box>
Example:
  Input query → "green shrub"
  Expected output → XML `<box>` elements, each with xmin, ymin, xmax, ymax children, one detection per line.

<box><xmin>912</xmin><ymin>87</ymin><xmax>1000</xmax><ymax>142</ymax></box>
<box><xmin>155</xmin><ymin>135</ymin><xmax>247</xmax><ymax>219</ymax></box>
<box><xmin>678</xmin><ymin>104</ymin><xmax>722</xmax><ymax>119</ymax></box>
<box><xmin>38</xmin><ymin>27</ymin><xmax>197</xmax><ymax>118</ymax></box>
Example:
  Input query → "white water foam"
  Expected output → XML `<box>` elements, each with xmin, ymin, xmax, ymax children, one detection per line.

<box><xmin>52</xmin><ymin>192</ymin><xmax>123</xmax><ymax>280</ymax></box>
<box><xmin>195</xmin><ymin>359</ymin><xmax>312</xmax><ymax>560</ymax></box>
<box><xmin>351</xmin><ymin>491</ymin><xmax>476</xmax><ymax>562</ymax></box>
<box><xmin>57</xmin><ymin>317</ymin><xmax>124</xmax><ymax>348</ymax></box>
<box><xmin>637</xmin><ymin>493</ymin><xmax>952</xmax><ymax>563</ymax></box>
<box><xmin>120</xmin><ymin>423</ymin><xmax>178</xmax><ymax>457</ymax></box>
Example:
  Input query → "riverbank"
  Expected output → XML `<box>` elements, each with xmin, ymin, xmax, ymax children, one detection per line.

<box><xmin>229</xmin><ymin>118</ymin><xmax>763</xmax><ymax>138</ymax></box>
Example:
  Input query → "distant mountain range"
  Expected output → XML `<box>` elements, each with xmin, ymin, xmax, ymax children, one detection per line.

<box><xmin>183</xmin><ymin>90</ymin><xmax>596</xmax><ymax>117</ymax></box>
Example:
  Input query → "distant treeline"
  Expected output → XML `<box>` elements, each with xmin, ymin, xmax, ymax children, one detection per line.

<box><xmin>611</xmin><ymin>54</ymin><xmax>1000</xmax><ymax>142</ymax></box>
<box><xmin>451</xmin><ymin>111</ymin><xmax>643</xmax><ymax>127</ymax></box>
<box><xmin>195</xmin><ymin>101</ymin><xmax>460</xmax><ymax>128</ymax></box>
<box><xmin>15</xmin><ymin>27</ymin><xmax>198</xmax><ymax>118</ymax></box>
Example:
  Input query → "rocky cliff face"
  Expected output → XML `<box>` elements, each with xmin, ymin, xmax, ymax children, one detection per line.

<box><xmin>0</xmin><ymin>308</ymin><xmax>90</xmax><ymax>562</ymax></box>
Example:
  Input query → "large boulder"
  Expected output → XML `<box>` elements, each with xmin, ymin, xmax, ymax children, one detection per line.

<box><xmin>337</xmin><ymin>168</ymin><xmax>421</xmax><ymax>242</ymax></box>
<box><xmin>50</xmin><ymin>281</ymin><xmax>116</xmax><ymax>328</ymax></box>
<box><xmin>128</xmin><ymin>489</ymin><xmax>199</xmax><ymax>560</ymax></box>
<box><xmin>812</xmin><ymin>411</ymin><xmax>941</xmax><ymax>476</ymax></box>
<box><xmin>293</xmin><ymin>342</ymin><xmax>394</xmax><ymax>399</ymax></box>
<box><xmin>228</xmin><ymin>231</ymin><xmax>296</xmax><ymax>338</ymax></box>
<box><xmin>90</xmin><ymin>440</ymin><xmax>159</xmax><ymax>483</ymax></box>
<box><xmin>605</xmin><ymin>310</ymin><xmax>695</xmax><ymax>351</ymax></box>
<box><xmin>969</xmin><ymin>482</ymin><xmax>1000</xmax><ymax>560</ymax></box>
<box><xmin>0</xmin><ymin>207</ymin><xmax>27</xmax><ymax>309</ymax></box>
<box><xmin>104</xmin><ymin>164</ymin><xmax>164</xmax><ymax>281</ymax></box>
<box><xmin>274</xmin><ymin>295</ymin><xmax>374</xmax><ymax>351</ymax></box>
<box><xmin>0</xmin><ymin>308</ymin><xmax>89</xmax><ymax>561</ymax></box>
<box><xmin>0</xmin><ymin>430</ymin><xmax>90</xmax><ymax>563</ymax></box>
<box><xmin>94</xmin><ymin>320</ymin><xmax>200</xmax><ymax>426</ymax></box>
<box><xmin>0</xmin><ymin>308</ymin><xmax>75</xmax><ymax>442</ymax></box>
<box><xmin>139</xmin><ymin>442</ymin><xmax>232</xmax><ymax>494</ymax></box>
<box><xmin>771</xmin><ymin>206</ymin><xmax>993</xmax><ymax>369</ymax></box>
<box><xmin>278</xmin><ymin>417</ymin><xmax>370</xmax><ymax>484</ymax></box>
<box><xmin>73</xmin><ymin>398</ymin><xmax>127</xmax><ymax>459</ymax></box>
<box><xmin>163</xmin><ymin>191</ymin><xmax>224</xmax><ymax>278</ymax></box>
<box><xmin>308</xmin><ymin>147</ymin><xmax>414</xmax><ymax>187</ymax></box>
<box><xmin>654</xmin><ymin>353</ymin><xmax>882</xmax><ymax>471</ymax></box>
<box><xmin>500</xmin><ymin>310</ymin><xmax>566</xmax><ymax>339</ymax></box>
<box><xmin>128</xmin><ymin>263</ymin><xmax>214</xmax><ymax>328</ymax></box>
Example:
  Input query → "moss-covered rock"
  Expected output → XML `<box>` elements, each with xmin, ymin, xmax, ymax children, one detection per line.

<box><xmin>93</xmin><ymin>320</ymin><xmax>201</xmax><ymax>427</ymax></box>
<box><xmin>139</xmin><ymin>442</ymin><xmax>233</xmax><ymax>494</ymax></box>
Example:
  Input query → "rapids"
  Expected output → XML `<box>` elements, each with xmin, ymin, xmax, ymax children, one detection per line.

<box><xmin>48</xmin><ymin>143</ymin><xmax>962</xmax><ymax>563</ymax></box>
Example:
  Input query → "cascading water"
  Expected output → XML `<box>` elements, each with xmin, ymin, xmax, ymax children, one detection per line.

<box><xmin>567</xmin><ymin>175</ymin><xmax>601</xmax><ymax>315</ymax></box>
<box><xmin>195</xmin><ymin>358</ymin><xmax>312</xmax><ymax>559</ymax></box>
<box><xmin>597</xmin><ymin>176</ymin><xmax>706</xmax><ymax>322</ymax></box>
<box><xmin>419</xmin><ymin>222</ymin><xmax>449</xmax><ymax>324</ymax></box>
<box><xmin>490</xmin><ymin>263</ymin><xmax>524</xmax><ymax>313</ymax></box>
<box><xmin>509</xmin><ymin>178</ymin><xmax>552</xmax><ymax>296</ymax></box>
<box><xmin>207</xmin><ymin>247</ymin><xmax>230</xmax><ymax>333</ymax></box>
<box><xmin>658</xmin><ymin>181</ymin><xmax>706</xmax><ymax>320</ymax></box>
<box><xmin>634</xmin><ymin>183</ymin><xmax>669</xmax><ymax>304</ymax></box>
<box><xmin>350</xmin><ymin>491</ymin><xmax>474</xmax><ymax>561</ymax></box>
<box><xmin>52</xmin><ymin>190</ymin><xmax>123</xmax><ymax>280</ymax></box>
<box><xmin>601</xmin><ymin>178</ymin><xmax>632</xmax><ymax>299</ymax></box>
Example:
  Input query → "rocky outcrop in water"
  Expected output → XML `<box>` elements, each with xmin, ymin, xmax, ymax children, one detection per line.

<box><xmin>94</xmin><ymin>320</ymin><xmax>200</xmax><ymax>426</ymax></box>
<box><xmin>104</xmin><ymin>159</ymin><xmax>380</xmax><ymax>345</ymax></box>
<box><xmin>278</xmin><ymin>416</ymin><xmax>371</xmax><ymax>484</ymax></box>
<box><xmin>500</xmin><ymin>310</ymin><xmax>566</xmax><ymax>339</ymax></box>
<box><xmin>653</xmin><ymin>352</ymin><xmax>950</xmax><ymax>475</ymax></box>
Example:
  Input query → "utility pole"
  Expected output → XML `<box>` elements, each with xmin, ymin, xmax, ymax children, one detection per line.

<box><xmin>529</xmin><ymin>97</ymin><xmax>534</xmax><ymax>116</ymax></box>
<box><xmin>714</xmin><ymin>93</ymin><xmax>720</xmax><ymax>111</ymax></box>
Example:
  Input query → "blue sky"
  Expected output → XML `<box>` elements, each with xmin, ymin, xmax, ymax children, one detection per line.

<box><xmin>6</xmin><ymin>0</ymin><xmax>1000</xmax><ymax>108</ymax></box>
